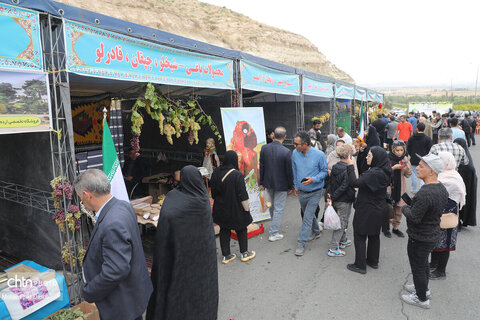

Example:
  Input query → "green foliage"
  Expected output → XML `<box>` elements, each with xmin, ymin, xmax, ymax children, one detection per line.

<box><xmin>131</xmin><ymin>83</ymin><xmax>222</xmax><ymax>145</ymax></box>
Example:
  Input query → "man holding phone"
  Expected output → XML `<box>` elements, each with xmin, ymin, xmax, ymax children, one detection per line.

<box><xmin>292</xmin><ymin>131</ymin><xmax>328</xmax><ymax>256</ymax></box>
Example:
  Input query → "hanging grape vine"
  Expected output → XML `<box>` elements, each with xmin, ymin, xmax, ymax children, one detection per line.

<box><xmin>130</xmin><ymin>83</ymin><xmax>222</xmax><ymax>150</ymax></box>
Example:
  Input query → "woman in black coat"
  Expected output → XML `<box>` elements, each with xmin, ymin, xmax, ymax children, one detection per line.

<box><xmin>454</xmin><ymin>138</ymin><xmax>477</xmax><ymax>227</ymax></box>
<box><xmin>345</xmin><ymin>146</ymin><xmax>392</xmax><ymax>274</ymax></box>
<box><xmin>211</xmin><ymin>150</ymin><xmax>255</xmax><ymax>264</ymax></box>
<box><xmin>146</xmin><ymin>166</ymin><xmax>218</xmax><ymax>320</ymax></box>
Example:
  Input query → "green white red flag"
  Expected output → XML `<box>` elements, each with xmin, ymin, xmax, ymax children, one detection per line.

<box><xmin>102</xmin><ymin>119</ymin><xmax>129</xmax><ymax>202</ymax></box>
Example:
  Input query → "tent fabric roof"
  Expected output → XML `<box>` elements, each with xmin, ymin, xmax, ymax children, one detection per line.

<box><xmin>2</xmin><ymin>0</ymin><xmax>382</xmax><ymax>96</ymax></box>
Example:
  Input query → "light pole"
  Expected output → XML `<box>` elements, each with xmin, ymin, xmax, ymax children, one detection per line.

<box><xmin>475</xmin><ymin>64</ymin><xmax>479</xmax><ymax>104</ymax></box>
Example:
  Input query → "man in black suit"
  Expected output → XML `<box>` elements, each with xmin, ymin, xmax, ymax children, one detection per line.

<box><xmin>74</xmin><ymin>169</ymin><xmax>152</xmax><ymax>320</ymax></box>
<box><xmin>259</xmin><ymin>127</ymin><xmax>294</xmax><ymax>242</ymax></box>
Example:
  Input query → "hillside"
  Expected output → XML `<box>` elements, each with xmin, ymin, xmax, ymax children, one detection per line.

<box><xmin>56</xmin><ymin>0</ymin><xmax>354</xmax><ymax>82</ymax></box>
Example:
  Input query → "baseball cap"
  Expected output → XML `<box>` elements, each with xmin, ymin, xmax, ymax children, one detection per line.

<box><xmin>416</xmin><ymin>153</ymin><xmax>443</xmax><ymax>175</ymax></box>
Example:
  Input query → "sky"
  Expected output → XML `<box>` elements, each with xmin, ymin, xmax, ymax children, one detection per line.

<box><xmin>201</xmin><ymin>0</ymin><xmax>480</xmax><ymax>88</ymax></box>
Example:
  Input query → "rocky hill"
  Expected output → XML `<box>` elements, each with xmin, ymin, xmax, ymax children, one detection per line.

<box><xmin>57</xmin><ymin>0</ymin><xmax>354</xmax><ymax>82</ymax></box>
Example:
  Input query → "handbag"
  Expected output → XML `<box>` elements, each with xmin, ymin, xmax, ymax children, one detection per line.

<box><xmin>440</xmin><ymin>204</ymin><xmax>459</xmax><ymax>229</ymax></box>
<box><xmin>386</xmin><ymin>202</ymin><xmax>395</xmax><ymax>219</ymax></box>
<box><xmin>440</xmin><ymin>213</ymin><xmax>458</xmax><ymax>229</ymax></box>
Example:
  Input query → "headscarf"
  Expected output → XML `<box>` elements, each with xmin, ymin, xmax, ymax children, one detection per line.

<box><xmin>365</xmin><ymin>125</ymin><xmax>381</xmax><ymax>147</ymax></box>
<box><xmin>221</xmin><ymin>150</ymin><xmax>239</xmax><ymax>170</ymax></box>
<box><xmin>210</xmin><ymin>150</ymin><xmax>239</xmax><ymax>194</ymax></box>
<box><xmin>361</xmin><ymin>146</ymin><xmax>392</xmax><ymax>192</ymax></box>
<box><xmin>454</xmin><ymin>138</ymin><xmax>474</xmax><ymax>171</ymax></box>
<box><xmin>388</xmin><ymin>142</ymin><xmax>407</xmax><ymax>202</ymax></box>
<box><xmin>177</xmin><ymin>165</ymin><xmax>209</xmax><ymax>201</ymax></box>
<box><xmin>325</xmin><ymin>134</ymin><xmax>338</xmax><ymax>156</ymax></box>
<box><xmin>437</xmin><ymin>151</ymin><xmax>466</xmax><ymax>209</ymax></box>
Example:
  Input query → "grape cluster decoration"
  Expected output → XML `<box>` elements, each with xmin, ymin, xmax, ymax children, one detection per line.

<box><xmin>130</xmin><ymin>83</ymin><xmax>222</xmax><ymax>151</ymax></box>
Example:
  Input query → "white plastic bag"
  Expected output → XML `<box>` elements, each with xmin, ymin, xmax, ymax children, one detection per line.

<box><xmin>324</xmin><ymin>204</ymin><xmax>342</xmax><ymax>230</ymax></box>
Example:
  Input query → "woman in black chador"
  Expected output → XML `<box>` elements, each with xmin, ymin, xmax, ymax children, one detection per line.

<box><xmin>454</xmin><ymin>138</ymin><xmax>477</xmax><ymax>228</ymax></box>
<box><xmin>146</xmin><ymin>166</ymin><xmax>218</xmax><ymax>320</ymax></box>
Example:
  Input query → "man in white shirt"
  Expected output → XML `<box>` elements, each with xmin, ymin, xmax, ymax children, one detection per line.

<box><xmin>336</xmin><ymin>127</ymin><xmax>353</xmax><ymax>145</ymax></box>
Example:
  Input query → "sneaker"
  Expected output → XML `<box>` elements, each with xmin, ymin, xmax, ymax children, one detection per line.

<box><xmin>404</xmin><ymin>284</ymin><xmax>431</xmax><ymax>299</ymax></box>
<box><xmin>328</xmin><ymin>248</ymin><xmax>346</xmax><ymax>257</ymax></box>
<box><xmin>401</xmin><ymin>293</ymin><xmax>430</xmax><ymax>309</ymax></box>
<box><xmin>308</xmin><ymin>232</ymin><xmax>322</xmax><ymax>241</ymax></box>
<box><xmin>268</xmin><ymin>233</ymin><xmax>284</xmax><ymax>242</ymax></box>
<box><xmin>366</xmin><ymin>261</ymin><xmax>379</xmax><ymax>269</ymax></box>
<box><xmin>318</xmin><ymin>221</ymin><xmax>324</xmax><ymax>231</ymax></box>
<box><xmin>295</xmin><ymin>243</ymin><xmax>305</xmax><ymax>256</ymax></box>
<box><xmin>429</xmin><ymin>270</ymin><xmax>446</xmax><ymax>280</ymax></box>
<box><xmin>340</xmin><ymin>239</ymin><xmax>352</xmax><ymax>249</ymax></box>
<box><xmin>221</xmin><ymin>254</ymin><xmax>236</xmax><ymax>264</ymax></box>
<box><xmin>392</xmin><ymin>229</ymin><xmax>405</xmax><ymax>238</ymax></box>
<box><xmin>383</xmin><ymin>230</ymin><xmax>392</xmax><ymax>238</ymax></box>
<box><xmin>240</xmin><ymin>251</ymin><xmax>256</xmax><ymax>262</ymax></box>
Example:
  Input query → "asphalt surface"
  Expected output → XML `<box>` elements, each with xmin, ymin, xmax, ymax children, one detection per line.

<box><xmin>217</xmin><ymin>144</ymin><xmax>480</xmax><ymax>320</ymax></box>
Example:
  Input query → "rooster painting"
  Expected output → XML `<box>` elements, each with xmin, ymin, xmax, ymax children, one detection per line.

<box><xmin>228</xmin><ymin>120</ymin><xmax>259</xmax><ymax>182</ymax></box>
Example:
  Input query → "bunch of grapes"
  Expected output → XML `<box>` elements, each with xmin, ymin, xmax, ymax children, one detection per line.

<box><xmin>52</xmin><ymin>209</ymin><xmax>66</xmax><ymax>233</ymax></box>
<box><xmin>63</xmin><ymin>183</ymin><xmax>73</xmax><ymax>201</ymax></box>
<box><xmin>158</xmin><ymin>113</ymin><xmax>165</xmax><ymax>135</ymax></box>
<box><xmin>164</xmin><ymin>124</ymin><xmax>176</xmax><ymax>145</ymax></box>
<box><xmin>77</xmin><ymin>246</ymin><xmax>86</xmax><ymax>267</ymax></box>
<box><xmin>61</xmin><ymin>243</ymin><xmax>76</xmax><ymax>266</ymax></box>
<box><xmin>188</xmin><ymin>132</ymin><xmax>195</xmax><ymax>145</ymax></box>
<box><xmin>130</xmin><ymin>134</ymin><xmax>140</xmax><ymax>152</ymax></box>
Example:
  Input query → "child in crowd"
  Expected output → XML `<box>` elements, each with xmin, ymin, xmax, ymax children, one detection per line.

<box><xmin>325</xmin><ymin>144</ymin><xmax>356</xmax><ymax>257</ymax></box>
<box><xmin>386</xmin><ymin>140</ymin><xmax>411</xmax><ymax>237</ymax></box>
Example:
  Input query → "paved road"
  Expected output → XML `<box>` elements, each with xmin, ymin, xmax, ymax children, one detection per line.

<box><xmin>217</xmin><ymin>145</ymin><xmax>480</xmax><ymax>320</ymax></box>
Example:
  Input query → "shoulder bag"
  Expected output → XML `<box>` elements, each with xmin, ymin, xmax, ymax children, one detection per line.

<box><xmin>440</xmin><ymin>204</ymin><xmax>459</xmax><ymax>229</ymax></box>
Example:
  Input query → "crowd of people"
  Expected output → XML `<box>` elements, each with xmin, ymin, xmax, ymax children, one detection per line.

<box><xmin>72</xmin><ymin>110</ymin><xmax>478</xmax><ymax>319</ymax></box>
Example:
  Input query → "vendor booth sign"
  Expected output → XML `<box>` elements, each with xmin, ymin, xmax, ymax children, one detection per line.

<box><xmin>240</xmin><ymin>61</ymin><xmax>300</xmax><ymax>96</ymax></box>
<box><xmin>64</xmin><ymin>20</ymin><xmax>234</xmax><ymax>90</ymax></box>
<box><xmin>355</xmin><ymin>88</ymin><xmax>367</xmax><ymax>101</ymax></box>
<box><xmin>0</xmin><ymin>3</ymin><xmax>43</xmax><ymax>72</ymax></box>
<box><xmin>220</xmin><ymin>107</ymin><xmax>270</xmax><ymax>222</ymax></box>
<box><xmin>302</xmin><ymin>77</ymin><xmax>333</xmax><ymax>98</ymax></box>
<box><xmin>335</xmin><ymin>85</ymin><xmax>354</xmax><ymax>99</ymax></box>
<box><xmin>0</xmin><ymin>71</ymin><xmax>51</xmax><ymax>134</ymax></box>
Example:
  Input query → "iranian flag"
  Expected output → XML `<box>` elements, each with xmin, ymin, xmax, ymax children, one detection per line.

<box><xmin>357</xmin><ymin>102</ymin><xmax>366</xmax><ymax>140</ymax></box>
<box><xmin>103</xmin><ymin>119</ymin><xmax>129</xmax><ymax>202</ymax></box>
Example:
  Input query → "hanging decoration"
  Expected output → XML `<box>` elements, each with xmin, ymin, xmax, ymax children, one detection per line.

<box><xmin>130</xmin><ymin>83</ymin><xmax>222</xmax><ymax>150</ymax></box>
<box><xmin>50</xmin><ymin>176</ymin><xmax>84</xmax><ymax>267</ymax></box>
<box><xmin>311</xmin><ymin>113</ymin><xmax>330</xmax><ymax>129</ymax></box>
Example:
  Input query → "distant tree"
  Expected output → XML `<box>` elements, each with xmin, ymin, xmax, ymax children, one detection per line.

<box><xmin>21</xmin><ymin>79</ymin><xmax>48</xmax><ymax>114</ymax></box>
<box><xmin>0</xmin><ymin>82</ymin><xmax>18</xmax><ymax>114</ymax></box>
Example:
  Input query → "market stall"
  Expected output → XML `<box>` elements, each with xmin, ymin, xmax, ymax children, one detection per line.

<box><xmin>334</xmin><ymin>84</ymin><xmax>355</xmax><ymax>136</ymax></box>
<box><xmin>0</xmin><ymin>1</ymin><xmax>385</xmax><ymax>317</ymax></box>
<box><xmin>352</xmin><ymin>87</ymin><xmax>367</xmax><ymax>137</ymax></box>
<box><xmin>302</xmin><ymin>74</ymin><xmax>335</xmax><ymax>141</ymax></box>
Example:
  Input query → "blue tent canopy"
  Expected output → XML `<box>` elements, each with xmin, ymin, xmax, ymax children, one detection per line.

<box><xmin>1</xmin><ymin>0</ymin><xmax>383</xmax><ymax>96</ymax></box>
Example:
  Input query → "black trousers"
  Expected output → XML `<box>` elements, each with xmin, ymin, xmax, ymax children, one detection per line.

<box><xmin>430</xmin><ymin>250</ymin><xmax>450</xmax><ymax>273</ymax></box>
<box><xmin>353</xmin><ymin>232</ymin><xmax>380</xmax><ymax>270</ymax></box>
<box><xmin>465</xmin><ymin>132</ymin><xmax>471</xmax><ymax>147</ymax></box>
<box><xmin>219</xmin><ymin>227</ymin><xmax>247</xmax><ymax>256</ymax></box>
<box><xmin>433</xmin><ymin>133</ymin><xmax>438</xmax><ymax>145</ymax></box>
<box><xmin>407</xmin><ymin>238</ymin><xmax>436</xmax><ymax>301</ymax></box>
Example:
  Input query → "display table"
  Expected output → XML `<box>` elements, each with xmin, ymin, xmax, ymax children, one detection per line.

<box><xmin>0</xmin><ymin>261</ymin><xmax>69</xmax><ymax>320</ymax></box>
